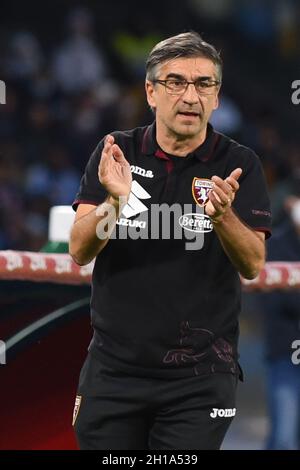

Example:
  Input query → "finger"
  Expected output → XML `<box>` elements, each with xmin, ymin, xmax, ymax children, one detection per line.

<box><xmin>102</xmin><ymin>134</ymin><xmax>117</xmax><ymax>158</ymax></box>
<box><xmin>229</xmin><ymin>168</ymin><xmax>242</xmax><ymax>181</ymax></box>
<box><xmin>112</xmin><ymin>144</ymin><xmax>126</xmax><ymax>163</ymax></box>
<box><xmin>99</xmin><ymin>138</ymin><xmax>115</xmax><ymax>174</ymax></box>
<box><xmin>111</xmin><ymin>144</ymin><xmax>129</xmax><ymax>166</ymax></box>
<box><xmin>210</xmin><ymin>183</ymin><xmax>230</xmax><ymax>206</ymax></box>
<box><xmin>211</xmin><ymin>175</ymin><xmax>232</xmax><ymax>196</ymax></box>
<box><xmin>208</xmin><ymin>190</ymin><xmax>223</xmax><ymax>213</ymax></box>
<box><xmin>105</xmin><ymin>134</ymin><xmax>114</xmax><ymax>145</ymax></box>
<box><xmin>99</xmin><ymin>147</ymin><xmax>112</xmax><ymax>175</ymax></box>
<box><xmin>101</xmin><ymin>143</ymin><xmax>112</xmax><ymax>160</ymax></box>
<box><xmin>101</xmin><ymin>135</ymin><xmax>116</xmax><ymax>161</ymax></box>
<box><xmin>225</xmin><ymin>176</ymin><xmax>239</xmax><ymax>193</ymax></box>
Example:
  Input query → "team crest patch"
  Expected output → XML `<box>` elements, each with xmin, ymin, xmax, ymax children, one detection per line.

<box><xmin>72</xmin><ymin>395</ymin><xmax>82</xmax><ymax>426</ymax></box>
<box><xmin>192</xmin><ymin>178</ymin><xmax>213</xmax><ymax>207</ymax></box>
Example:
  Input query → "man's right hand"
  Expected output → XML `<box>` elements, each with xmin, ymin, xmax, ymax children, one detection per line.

<box><xmin>98</xmin><ymin>134</ymin><xmax>132</xmax><ymax>203</ymax></box>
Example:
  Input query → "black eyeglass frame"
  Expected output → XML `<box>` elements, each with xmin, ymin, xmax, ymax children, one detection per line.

<box><xmin>152</xmin><ymin>78</ymin><xmax>221</xmax><ymax>95</ymax></box>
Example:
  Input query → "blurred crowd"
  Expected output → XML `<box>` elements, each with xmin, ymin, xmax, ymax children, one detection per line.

<box><xmin>0</xmin><ymin>0</ymin><xmax>299</xmax><ymax>251</ymax></box>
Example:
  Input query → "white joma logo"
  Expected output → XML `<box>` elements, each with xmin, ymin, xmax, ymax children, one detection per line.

<box><xmin>210</xmin><ymin>408</ymin><xmax>236</xmax><ymax>418</ymax></box>
<box><xmin>130</xmin><ymin>165</ymin><xmax>154</xmax><ymax>178</ymax></box>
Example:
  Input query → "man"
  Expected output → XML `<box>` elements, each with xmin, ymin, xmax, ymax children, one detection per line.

<box><xmin>69</xmin><ymin>31</ymin><xmax>271</xmax><ymax>450</ymax></box>
<box><xmin>259</xmin><ymin>178</ymin><xmax>300</xmax><ymax>449</ymax></box>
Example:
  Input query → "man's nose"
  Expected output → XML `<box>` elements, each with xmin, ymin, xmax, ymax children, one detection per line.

<box><xmin>182</xmin><ymin>83</ymin><xmax>199</xmax><ymax>104</ymax></box>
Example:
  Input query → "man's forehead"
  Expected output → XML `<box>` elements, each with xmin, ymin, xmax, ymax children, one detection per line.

<box><xmin>159</xmin><ymin>56</ymin><xmax>217</xmax><ymax>77</ymax></box>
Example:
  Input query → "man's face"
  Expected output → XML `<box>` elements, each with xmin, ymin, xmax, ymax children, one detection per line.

<box><xmin>145</xmin><ymin>57</ymin><xmax>220</xmax><ymax>139</ymax></box>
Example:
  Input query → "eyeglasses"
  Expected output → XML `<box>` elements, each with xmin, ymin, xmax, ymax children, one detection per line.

<box><xmin>152</xmin><ymin>78</ymin><xmax>220</xmax><ymax>96</ymax></box>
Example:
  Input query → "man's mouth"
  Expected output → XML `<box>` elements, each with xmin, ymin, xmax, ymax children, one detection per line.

<box><xmin>177</xmin><ymin>111</ymin><xmax>199</xmax><ymax>117</ymax></box>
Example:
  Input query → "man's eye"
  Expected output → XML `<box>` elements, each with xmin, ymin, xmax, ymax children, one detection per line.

<box><xmin>169</xmin><ymin>80</ymin><xmax>185</xmax><ymax>87</ymax></box>
<box><xmin>197</xmin><ymin>81</ymin><xmax>211</xmax><ymax>88</ymax></box>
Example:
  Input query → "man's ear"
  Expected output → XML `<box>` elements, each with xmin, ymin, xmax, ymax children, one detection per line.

<box><xmin>145</xmin><ymin>80</ymin><xmax>156</xmax><ymax>109</ymax></box>
<box><xmin>213</xmin><ymin>92</ymin><xmax>219</xmax><ymax>111</ymax></box>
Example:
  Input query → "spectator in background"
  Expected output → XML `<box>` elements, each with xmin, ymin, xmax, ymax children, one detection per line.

<box><xmin>25</xmin><ymin>143</ymin><xmax>80</xmax><ymax>206</ymax></box>
<box><xmin>0</xmin><ymin>148</ymin><xmax>25</xmax><ymax>249</ymax></box>
<box><xmin>188</xmin><ymin>0</ymin><xmax>234</xmax><ymax>24</ymax></box>
<box><xmin>112</xmin><ymin>28</ymin><xmax>160</xmax><ymax>80</ymax></box>
<box><xmin>52</xmin><ymin>7</ymin><xmax>109</xmax><ymax>94</ymax></box>
<box><xmin>210</xmin><ymin>93</ymin><xmax>242</xmax><ymax>138</ymax></box>
<box><xmin>234</xmin><ymin>0</ymin><xmax>276</xmax><ymax>43</ymax></box>
<box><xmin>259</xmin><ymin>175</ymin><xmax>300</xmax><ymax>449</ymax></box>
<box><xmin>6</xmin><ymin>31</ymin><xmax>43</xmax><ymax>82</ymax></box>
<box><xmin>274</xmin><ymin>0</ymin><xmax>299</xmax><ymax>59</ymax></box>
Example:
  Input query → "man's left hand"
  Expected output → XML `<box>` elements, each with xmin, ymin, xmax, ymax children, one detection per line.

<box><xmin>205</xmin><ymin>168</ymin><xmax>242</xmax><ymax>223</ymax></box>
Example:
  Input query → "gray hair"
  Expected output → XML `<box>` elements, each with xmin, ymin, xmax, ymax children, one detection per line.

<box><xmin>146</xmin><ymin>31</ymin><xmax>222</xmax><ymax>83</ymax></box>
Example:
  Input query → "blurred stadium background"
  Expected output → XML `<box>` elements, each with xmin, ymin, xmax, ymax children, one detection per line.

<box><xmin>0</xmin><ymin>0</ymin><xmax>299</xmax><ymax>450</ymax></box>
